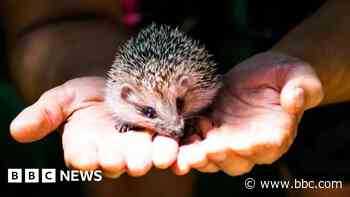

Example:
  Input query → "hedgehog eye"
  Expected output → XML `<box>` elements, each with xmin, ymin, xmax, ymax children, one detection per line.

<box><xmin>176</xmin><ymin>97</ymin><xmax>184</xmax><ymax>114</ymax></box>
<box><xmin>141</xmin><ymin>106</ymin><xmax>157</xmax><ymax>119</ymax></box>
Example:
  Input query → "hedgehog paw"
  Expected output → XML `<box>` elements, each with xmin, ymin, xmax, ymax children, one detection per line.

<box><xmin>115</xmin><ymin>123</ymin><xmax>131</xmax><ymax>133</ymax></box>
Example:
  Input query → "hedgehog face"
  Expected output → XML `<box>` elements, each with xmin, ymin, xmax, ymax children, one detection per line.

<box><xmin>110</xmin><ymin>81</ymin><xmax>188</xmax><ymax>138</ymax></box>
<box><xmin>106</xmin><ymin>72</ymin><xmax>220</xmax><ymax>138</ymax></box>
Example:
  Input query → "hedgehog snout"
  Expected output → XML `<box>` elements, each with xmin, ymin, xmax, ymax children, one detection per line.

<box><xmin>156</xmin><ymin>118</ymin><xmax>185</xmax><ymax>138</ymax></box>
<box><xmin>159</xmin><ymin>127</ymin><xmax>185</xmax><ymax>138</ymax></box>
<box><xmin>170</xmin><ymin>127</ymin><xmax>185</xmax><ymax>138</ymax></box>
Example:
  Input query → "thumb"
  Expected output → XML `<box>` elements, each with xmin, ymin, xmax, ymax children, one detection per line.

<box><xmin>280</xmin><ymin>64</ymin><xmax>324</xmax><ymax>114</ymax></box>
<box><xmin>10</xmin><ymin>77</ymin><xmax>105</xmax><ymax>143</ymax></box>
<box><xmin>10</xmin><ymin>86</ymin><xmax>72</xmax><ymax>143</ymax></box>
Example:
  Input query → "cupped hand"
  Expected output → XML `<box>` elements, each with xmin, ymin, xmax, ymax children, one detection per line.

<box><xmin>10</xmin><ymin>76</ymin><xmax>179</xmax><ymax>177</ymax></box>
<box><xmin>174</xmin><ymin>51</ymin><xmax>324</xmax><ymax>176</ymax></box>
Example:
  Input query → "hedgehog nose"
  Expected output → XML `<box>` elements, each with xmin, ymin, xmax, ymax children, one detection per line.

<box><xmin>171</xmin><ymin>128</ymin><xmax>185</xmax><ymax>138</ymax></box>
<box><xmin>168</xmin><ymin>118</ymin><xmax>185</xmax><ymax>138</ymax></box>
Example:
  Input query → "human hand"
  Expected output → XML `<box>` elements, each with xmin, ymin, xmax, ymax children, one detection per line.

<box><xmin>10</xmin><ymin>76</ymin><xmax>180</xmax><ymax>177</ymax></box>
<box><xmin>10</xmin><ymin>51</ymin><xmax>324</xmax><ymax>177</ymax></box>
<box><xmin>173</xmin><ymin>51</ymin><xmax>324</xmax><ymax>176</ymax></box>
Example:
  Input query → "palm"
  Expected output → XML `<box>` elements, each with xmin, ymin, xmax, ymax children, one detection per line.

<box><xmin>211</xmin><ymin>75</ymin><xmax>297</xmax><ymax>163</ymax></box>
<box><xmin>64</xmin><ymin>103</ymin><xmax>115</xmax><ymax>142</ymax></box>
<box><xmin>201</xmin><ymin>53</ymin><xmax>317</xmax><ymax>170</ymax></box>
<box><xmin>62</xmin><ymin>101</ymin><xmax>115</xmax><ymax>165</ymax></box>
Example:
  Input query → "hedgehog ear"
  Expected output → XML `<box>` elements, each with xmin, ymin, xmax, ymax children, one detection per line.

<box><xmin>178</xmin><ymin>75</ymin><xmax>194</xmax><ymax>90</ymax></box>
<box><xmin>169</xmin><ymin>75</ymin><xmax>195</xmax><ymax>96</ymax></box>
<box><xmin>120</xmin><ymin>84</ymin><xmax>138</xmax><ymax>104</ymax></box>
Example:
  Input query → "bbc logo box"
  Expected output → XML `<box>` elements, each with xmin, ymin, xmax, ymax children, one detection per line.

<box><xmin>8</xmin><ymin>169</ymin><xmax>22</xmax><ymax>183</ymax></box>
<box><xmin>8</xmin><ymin>168</ymin><xmax>56</xmax><ymax>183</ymax></box>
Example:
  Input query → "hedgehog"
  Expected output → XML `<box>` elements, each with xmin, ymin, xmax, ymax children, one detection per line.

<box><xmin>105</xmin><ymin>23</ymin><xmax>222</xmax><ymax>139</ymax></box>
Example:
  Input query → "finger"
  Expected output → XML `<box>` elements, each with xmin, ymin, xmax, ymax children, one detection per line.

<box><xmin>152</xmin><ymin>135</ymin><xmax>179</xmax><ymax>169</ymax></box>
<box><xmin>201</xmin><ymin>128</ymin><xmax>228</xmax><ymax>162</ymax></box>
<box><xmin>215</xmin><ymin>151</ymin><xmax>254</xmax><ymax>176</ymax></box>
<box><xmin>196</xmin><ymin>162</ymin><xmax>220</xmax><ymax>173</ymax></box>
<box><xmin>229</xmin><ymin>131</ymin><xmax>256</xmax><ymax>157</ymax></box>
<box><xmin>281</xmin><ymin>87</ymin><xmax>305</xmax><ymax>114</ymax></box>
<box><xmin>62</xmin><ymin>127</ymin><xmax>99</xmax><ymax>170</ymax></box>
<box><xmin>123</xmin><ymin>131</ymin><xmax>153</xmax><ymax>177</ymax></box>
<box><xmin>63</xmin><ymin>143</ymin><xmax>99</xmax><ymax>171</ymax></box>
<box><xmin>97</xmin><ymin>133</ymin><xmax>126</xmax><ymax>178</ymax></box>
<box><xmin>173</xmin><ymin>134</ymin><xmax>206</xmax><ymax>175</ymax></box>
<box><xmin>280</xmin><ymin>64</ymin><xmax>323</xmax><ymax>114</ymax></box>
<box><xmin>229</xmin><ymin>128</ymin><xmax>292</xmax><ymax>165</ymax></box>
<box><xmin>10</xmin><ymin>77</ymin><xmax>105</xmax><ymax>143</ymax></box>
<box><xmin>172</xmin><ymin>145</ymin><xmax>191</xmax><ymax>176</ymax></box>
<box><xmin>10</xmin><ymin>97</ymin><xmax>66</xmax><ymax>143</ymax></box>
<box><xmin>183</xmin><ymin>135</ymin><xmax>208</xmax><ymax>169</ymax></box>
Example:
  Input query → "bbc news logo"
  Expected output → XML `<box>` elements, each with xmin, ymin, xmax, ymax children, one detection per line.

<box><xmin>8</xmin><ymin>168</ymin><xmax>103</xmax><ymax>183</ymax></box>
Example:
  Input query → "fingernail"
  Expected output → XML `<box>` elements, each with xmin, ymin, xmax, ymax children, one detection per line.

<box><xmin>293</xmin><ymin>87</ymin><xmax>305</xmax><ymax>111</ymax></box>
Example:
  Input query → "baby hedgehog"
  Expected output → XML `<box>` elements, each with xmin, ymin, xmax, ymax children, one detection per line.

<box><xmin>105</xmin><ymin>23</ymin><xmax>222</xmax><ymax>139</ymax></box>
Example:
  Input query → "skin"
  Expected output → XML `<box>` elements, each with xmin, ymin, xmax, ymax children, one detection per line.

<box><xmin>4</xmin><ymin>0</ymin><xmax>350</xmax><ymax>196</ymax></box>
